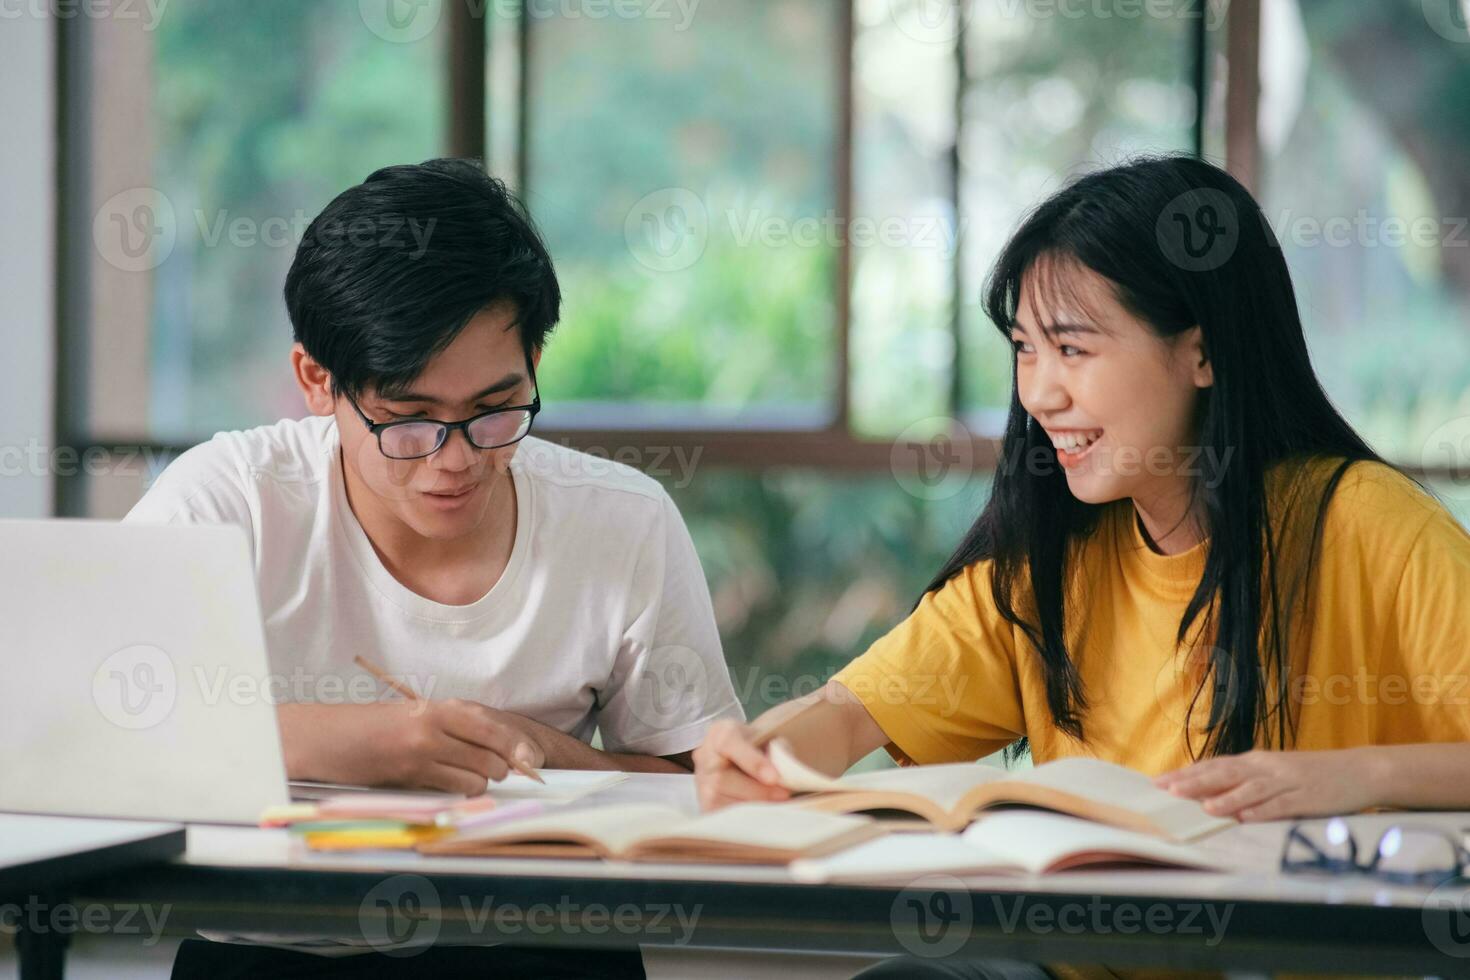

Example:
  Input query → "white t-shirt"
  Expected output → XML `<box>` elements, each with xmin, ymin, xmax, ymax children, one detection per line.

<box><xmin>125</xmin><ymin>415</ymin><xmax>744</xmax><ymax>758</ymax></box>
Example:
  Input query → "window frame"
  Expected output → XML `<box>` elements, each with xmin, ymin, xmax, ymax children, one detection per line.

<box><xmin>55</xmin><ymin>0</ymin><xmax>1460</xmax><ymax>516</ymax></box>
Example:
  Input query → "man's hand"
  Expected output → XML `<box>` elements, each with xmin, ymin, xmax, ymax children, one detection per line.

<box><xmin>278</xmin><ymin>700</ymin><xmax>546</xmax><ymax>795</ymax></box>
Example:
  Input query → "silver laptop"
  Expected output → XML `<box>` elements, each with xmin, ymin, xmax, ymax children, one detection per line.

<box><xmin>0</xmin><ymin>520</ymin><xmax>291</xmax><ymax>824</ymax></box>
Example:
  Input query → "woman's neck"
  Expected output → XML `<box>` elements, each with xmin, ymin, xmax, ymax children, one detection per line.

<box><xmin>1132</xmin><ymin>482</ymin><xmax>1208</xmax><ymax>556</ymax></box>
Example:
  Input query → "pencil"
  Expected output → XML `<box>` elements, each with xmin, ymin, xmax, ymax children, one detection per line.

<box><xmin>354</xmin><ymin>655</ymin><xmax>417</xmax><ymax>700</ymax></box>
<box><xmin>353</xmin><ymin>655</ymin><xmax>546</xmax><ymax>784</ymax></box>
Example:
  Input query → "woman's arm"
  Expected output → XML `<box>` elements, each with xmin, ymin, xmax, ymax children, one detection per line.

<box><xmin>1155</xmin><ymin>742</ymin><xmax>1470</xmax><ymax>821</ymax></box>
<box><xmin>692</xmin><ymin>680</ymin><xmax>891</xmax><ymax>811</ymax></box>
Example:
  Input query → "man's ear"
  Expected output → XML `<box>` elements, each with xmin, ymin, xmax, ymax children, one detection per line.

<box><xmin>1183</xmin><ymin>326</ymin><xmax>1213</xmax><ymax>389</ymax></box>
<box><xmin>531</xmin><ymin>345</ymin><xmax>542</xmax><ymax>371</ymax></box>
<box><xmin>291</xmin><ymin>343</ymin><xmax>337</xmax><ymax>416</ymax></box>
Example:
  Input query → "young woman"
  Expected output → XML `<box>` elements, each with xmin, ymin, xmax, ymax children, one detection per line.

<box><xmin>693</xmin><ymin>156</ymin><xmax>1470</xmax><ymax>977</ymax></box>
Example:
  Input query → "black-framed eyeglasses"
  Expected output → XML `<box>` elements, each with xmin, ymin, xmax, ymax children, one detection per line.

<box><xmin>1281</xmin><ymin>817</ymin><xmax>1470</xmax><ymax>888</ymax></box>
<box><xmin>344</xmin><ymin>358</ymin><xmax>541</xmax><ymax>461</ymax></box>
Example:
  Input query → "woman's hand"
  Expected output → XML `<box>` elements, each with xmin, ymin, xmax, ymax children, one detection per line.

<box><xmin>691</xmin><ymin>720</ymin><xmax>793</xmax><ymax>811</ymax></box>
<box><xmin>1154</xmin><ymin>748</ymin><xmax>1377</xmax><ymax>822</ymax></box>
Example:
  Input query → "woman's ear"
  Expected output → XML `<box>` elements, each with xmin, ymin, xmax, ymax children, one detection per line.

<box><xmin>291</xmin><ymin>343</ymin><xmax>337</xmax><ymax>416</ymax></box>
<box><xmin>1183</xmin><ymin>326</ymin><xmax>1213</xmax><ymax>389</ymax></box>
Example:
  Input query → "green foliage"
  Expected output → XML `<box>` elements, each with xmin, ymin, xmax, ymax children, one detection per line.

<box><xmin>540</xmin><ymin>240</ymin><xmax>833</xmax><ymax>408</ymax></box>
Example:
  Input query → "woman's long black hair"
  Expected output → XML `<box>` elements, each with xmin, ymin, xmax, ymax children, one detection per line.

<box><xmin>931</xmin><ymin>155</ymin><xmax>1415</xmax><ymax>760</ymax></box>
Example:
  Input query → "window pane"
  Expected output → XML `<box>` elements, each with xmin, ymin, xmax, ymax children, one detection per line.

<box><xmin>523</xmin><ymin>1</ymin><xmax>841</xmax><ymax>427</ymax></box>
<box><xmin>141</xmin><ymin>0</ymin><xmax>445</xmax><ymax>440</ymax></box>
<box><xmin>958</xmin><ymin>0</ymin><xmax>1201</xmax><ymax>428</ymax></box>
<box><xmin>849</xmin><ymin>0</ymin><xmax>959</xmax><ymax>439</ymax></box>
<box><xmin>1259</xmin><ymin>0</ymin><xmax>1470</xmax><ymax>463</ymax></box>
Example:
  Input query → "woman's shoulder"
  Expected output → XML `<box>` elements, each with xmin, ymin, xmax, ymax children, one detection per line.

<box><xmin>1273</xmin><ymin>455</ymin><xmax>1451</xmax><ymax>553</ymax></box>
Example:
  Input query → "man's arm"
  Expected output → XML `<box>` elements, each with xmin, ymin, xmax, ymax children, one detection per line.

<box><xmin>510</xmin><ymin>714</ymin><xmax>693</xmax><ymax>773</ymax></box>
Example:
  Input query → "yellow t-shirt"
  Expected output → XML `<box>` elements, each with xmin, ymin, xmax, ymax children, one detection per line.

<box><xmin>835</xmin><ymin>457</ymin><xmax>1470</xmax><ymax>773</ymax></box>
<box><xmin>832</xmin><ymin>458</ymin><xmax>1470</xmax><ymax>980</ymax></box>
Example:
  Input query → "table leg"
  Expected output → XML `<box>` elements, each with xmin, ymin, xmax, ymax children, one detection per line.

<box><xmin>15</xmin><ymin>906</ymin><xmax>69</xmax><ymax>980</ymax></box>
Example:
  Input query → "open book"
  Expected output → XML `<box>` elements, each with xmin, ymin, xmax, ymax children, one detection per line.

<box><xmin>418</xmin><ymin>802</ymin><xmax>886</xmax><ymax>864</ymax></box>
<box><xmin>790</xmin><ymin>811</ymin><xmax>1233</xmax><ymax>882</ymax></box>
<box><xmin>769</xmin><ymin>742</ymin><xmax>1233</xmax><ymax>841</ymax></box>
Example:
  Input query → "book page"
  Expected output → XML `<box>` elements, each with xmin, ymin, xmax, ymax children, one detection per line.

<box><xmin>769</xmin><ymin>740</ymin><xmax>1008</xmax><ymax>809</ymax></box>
<box><xmin>962</xmin><ymin>811</ymin><xmax>1232</xmax><ymax>873</ymax></box>
<box><xmin>659</xmin><ymin>803</ymin><xmax>878</xmax><ymax>851</ymax></box>
<box><xmin>1002</xmin><ymin>758</ymin><xmax>1234</xmax><ymax>840</ymax></box>
<box><xmin>486</xmin><ymin>770</ymin><xmax>629</xmax><ymax>802</ymax></box>
<box><xmin>789</xmin><ymin>833</ymin><xmax>1020</xmax><ymax>883</ymax></box>
<box><xmin>429</xmin><ymin>803</ymin><xmax>682</xmax><ymax>856</ymax></box>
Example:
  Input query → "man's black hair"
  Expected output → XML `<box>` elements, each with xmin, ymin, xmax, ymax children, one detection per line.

<box><xmin>284</xmin><ymin>158</ymin><xmax>560</xmax><ymax>399</ymax></box>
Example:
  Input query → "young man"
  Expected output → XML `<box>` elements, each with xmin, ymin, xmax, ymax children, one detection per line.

<box><xmin>127</xmin><ymin>159</ymin><xmax>743</xmax><ymax>977</ymax></box>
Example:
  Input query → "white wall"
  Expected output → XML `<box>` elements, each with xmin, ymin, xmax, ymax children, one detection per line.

<box><xmin>0</xmin><ymin>12</ymin><xmax>57</xmax><ymax>517</ymax></box>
